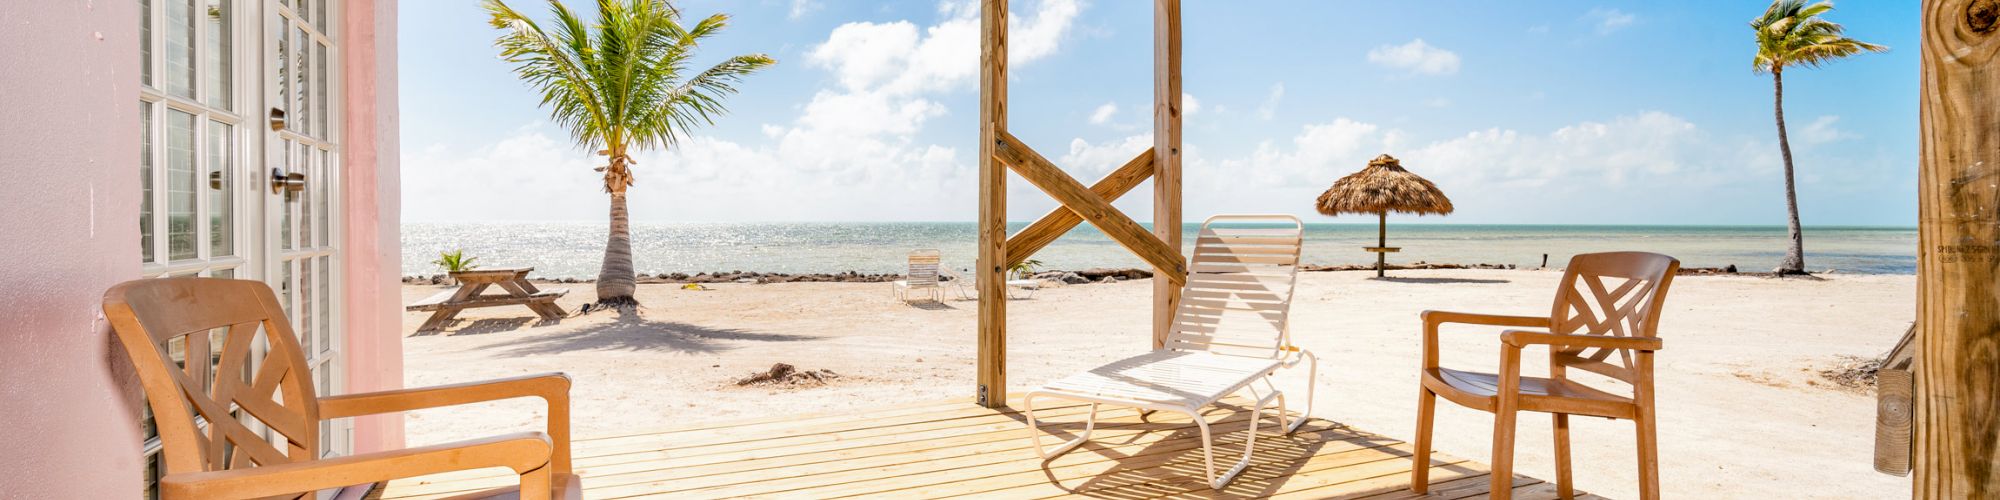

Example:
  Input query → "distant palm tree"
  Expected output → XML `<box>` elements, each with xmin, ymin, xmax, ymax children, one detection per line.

<box><xmin>1751</xmin><ymin>0</ymin><xmax>1883</xmax><ymax>275</ymax></box>
<box><xmin>484</xmin><ymin>0</ymin><xmax>773</xmax><ymax>308</ymax></box>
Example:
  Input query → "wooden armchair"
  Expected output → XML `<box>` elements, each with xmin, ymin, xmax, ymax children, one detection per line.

<box><xmin>103</xmin><ymin>278</ymin><xmax>581</xmax><ymax>499</ymax></box>
<box><xmin>1409</xmin><ymin>252</ymin><xmax>1678</xmax><ymax>500</ymax></box>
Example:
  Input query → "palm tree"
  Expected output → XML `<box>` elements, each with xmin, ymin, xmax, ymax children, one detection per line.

<box><xmin>1750</xmin><ymin>0</ymin><xmax>1883</xmax><ymax>275</ymax></box>
<box><xmin>484</xmin><ymin>0</ymin><xmax>773</xmax><ymax>308</ymax></box>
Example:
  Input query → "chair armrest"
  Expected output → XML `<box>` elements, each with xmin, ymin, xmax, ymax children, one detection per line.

<box><xmin>1420</xmin><ymin>311</ymin><xmax>1549</xmax><ymax>368</ymax></box>
<box><xmin>161</xmin><ymin>432</ymin><xmax>551</xmax><ymax>500</ymax></box>
<box><xmin>1422</xmin><ymin>310</ymin><xmax>1549</xmax><ymax>329</ymax></box>
<box><xmin>318</xmin><ymin>372</ymin><xmax>569</xmax><ymax>418</ymax></box>
<box><xmin>320</xmin><ymin>372</ymin><xmax>571</xmax><ymax>474</ymax></box>
<box><xmin>1501</xmin><ymin>330</ymin><xmax>1663</xmax><ymax>351</ymax></box>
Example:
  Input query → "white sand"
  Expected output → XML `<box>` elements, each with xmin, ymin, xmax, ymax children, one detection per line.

<box><xmin>400</xmin><ymin>269</ymin><xmax>1913</xmax><ymax>498</ymax></box>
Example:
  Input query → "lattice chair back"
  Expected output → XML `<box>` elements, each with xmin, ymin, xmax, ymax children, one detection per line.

<box><xmin>103</xmin><ymin>278</ymin><xmax>323</xmax><ymax>479</ymax></box>
<box><xmin>906</xmin><ymin>249</ymin><xmax>942</xmax><ymax>286</ymax></box>
<box><xmin>1546</xmin><ymin>252</ymin><xmax>1680</xmax><ymax>384</ymax></box>
<box><xmin>1165</xmin><ymin>214</ymin><xmax>1305</xmax><ymax>359</ymax></box>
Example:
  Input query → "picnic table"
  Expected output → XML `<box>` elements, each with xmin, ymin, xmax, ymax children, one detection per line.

<box><xmin>406</xmin><ymin>267</ymin><xmax>567</xmax><ymax>333</ymax></box>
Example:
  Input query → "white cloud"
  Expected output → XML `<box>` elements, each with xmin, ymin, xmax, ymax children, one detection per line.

<box><xmin>808</xmin><ymin>0</ymin><xmax>1080</xmax><ymax>96</ymax></box>
<box><xmin>1089</xmin><ymin>102</ymin><xmax>1118</xmax><ymax>125</ymax></box>
<box><xmin>1063</xmin><ymin>134</ymin><xmax>1153</xmax><ymax>177</ymax></box>
<box><xmin>788</xmin><ymin>0</ymin><xmax>821</xmax><ymax>20</ymax></box>
<box><xmin>1799</xmin><ymin>115</ymin><xmax>1858</xmax><ymax>145</ymax></box>
<box><xmin>1258</xmin><ymin>83</ymin><xmax>1286</xmax><ymax>120</ymax></box>
<box><xmin>1182</xmin><ymin>93</ymin><xmax>1201</xmax><ymax>116</ymax></box>
<box><xmin>1216</xmin><ymin>118</ymin><xmax>1396</xmax><ymax>187</ymax></box>
<box><xmin>1409</xmin><ymin>111</ymin><xmax>1729</xmax><ymax>187</ymax></box>
<box><xmin>1366</xmin><ymin>39</ymin><xmax>1460</xmax><ymax>76</ymax></box>
<box><xmin>1586</xmin><ymin>8</ymin><xmax>1636</xmax><ymax>35</ymax></box>
<box><xmin>1172</xmin><ymin>111</ymin><xmax>1792</xmax><ymax>224</ymax></box>
<box><xmin>1424</xmin><ymin>97</ymin><xmax>1452</xmax><ymax>108</ymax></box>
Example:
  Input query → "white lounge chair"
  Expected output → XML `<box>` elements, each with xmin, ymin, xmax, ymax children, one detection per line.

<box><xmin>1022</xmin><ymin>214</ymin><xmax>1317</xmax><ymax>490</ymax></box>
<box><xmin>892</xmin><ymin>249</ymin><xmax>944</xmax><ymax>303</ymax></box>
<box><xmin>944</xmin><ymin>267</ymin><xmax>1041</xmax><ymax>300</ymax></box>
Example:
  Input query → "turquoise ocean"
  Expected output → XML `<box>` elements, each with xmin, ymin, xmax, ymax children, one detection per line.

<box><xmin>400</xmin><ymin>222</ymin><xmax>1917</xmax><ymax>279</ymax></box>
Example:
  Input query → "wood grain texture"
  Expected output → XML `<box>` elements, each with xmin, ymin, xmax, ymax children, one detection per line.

<box><xmin>1005</xmin><ymin>149</ymin><xmax>1155</xmax><ymax>268</ymax></box>
<box><xmin>378</xmin><ymin>396</ymin><xmax>1599</xmax><ymax>499</ymax></box>
<box><xmin>994</xmin><ymin>131</ymin><xmax>1188</xmax><ymax>283</ymax></box>
<box><xmin>1917</xmin><ymin>0</ymin><xmax>2000</xmax><ymax>495</ymax></box>
<box><xmin>977</xmin><ymin>0</ymin><xmax>1009</xmax><ymax>409</ymax></box>
<box><xmin>1152</xmin><ymin>0</ymin><xmax>1185</xmax><ymax>350</ymax></box>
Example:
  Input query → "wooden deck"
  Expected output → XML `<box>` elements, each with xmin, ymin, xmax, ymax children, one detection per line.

<box><xmin>379</xmin><ymin>397</ymin><xmax>1594</xmax><ymax>499</ymax></box>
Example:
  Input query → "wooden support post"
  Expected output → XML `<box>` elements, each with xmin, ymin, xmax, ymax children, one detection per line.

<box><xmin>1916</xmin><ymin>0</ymin><xmax>2000</xmax><ymax>495</ymax></box>
<box><xmin>1377</xmin><ymin>211</ymin><xmax>1388</xmax><ymax>278</ymax></box>
<box><xmin>976</xmin><ymin>0</ymin><xmax>1008</xmax><ymax>408</ymax></box>
<box><xmin>1152</xmin><ymin>0</ymin><xmax>1184</xmax><ymax>350</ymax></box>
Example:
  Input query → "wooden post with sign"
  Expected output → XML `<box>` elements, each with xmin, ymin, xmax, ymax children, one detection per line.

<box><xmin>1915</xmin><ymin>0</ymin><xmax>2000</xmax><ymax>495</ymax></box>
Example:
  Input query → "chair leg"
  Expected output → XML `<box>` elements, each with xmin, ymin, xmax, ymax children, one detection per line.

<box><xmin>1024</xmin><ymin>394</ymin><xmax>1096</xmax><ymax>461</ymax></box>
<box><xmin>1192</xmin><ymin>401</ymin><xmax>1259</xmax><ymax>490</ymax></box>
<box><xmin>1411</xmin><ymin>386</ymin><xmax>1436</xmax><ymax>493</ymax></box>
<box><xmin>1490</xmin><ymin>404</ymin><xmax>1518</xmax><ymax>500</ymax></box>
<box><xmin>1553</xmin><ymin>413</ymin><xmax>1574</xmax><ymax>500</ymax></box>
<box><xmin>1636</xmin><ymin>406</ymin><xmax>1661</xmax><ymax>500</ymax></box>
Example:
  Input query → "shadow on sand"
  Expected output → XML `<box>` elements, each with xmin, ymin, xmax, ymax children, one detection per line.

<box><xmin>483</xmin><ymin>309</ymin><xmax>814</xmax><ymax>356</ymax></box>
<box><xmin>906</xmin><ymin>301</ymin><xmax>958</xmax><ymax>311</ymax></box>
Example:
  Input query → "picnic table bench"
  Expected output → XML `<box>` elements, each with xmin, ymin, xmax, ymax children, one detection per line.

<box><xmin>407</xmin><ymin>267</ymin><xmax>567</xmax><ymax>333</ymax></box>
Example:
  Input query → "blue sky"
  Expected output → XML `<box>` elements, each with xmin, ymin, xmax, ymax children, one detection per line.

<box><xmin>399</xmin><ymin>0</ymin><xmax>1918</xmax><ymax>225</ymax></box>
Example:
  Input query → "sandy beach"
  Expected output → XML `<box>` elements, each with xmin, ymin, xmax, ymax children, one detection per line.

<box><xmin>399</xmin><ymin>269</ymin><xmax>1912</xmax><ymax>499</ymax></box>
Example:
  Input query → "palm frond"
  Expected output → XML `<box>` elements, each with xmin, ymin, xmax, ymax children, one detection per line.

<box><xmin>486</xmin><ymin>0</ymin><xmax>774</xmax><ymax>157</ymax></box>
<box><xmin>483</xmin><ymin>0</ymin><xmax>611</xmax><ymax>149</ymax></box>
<box><xmin>1749</xmin><ymin>0</ymin><xmax>1885</xmax><ymax>73</ymax></box>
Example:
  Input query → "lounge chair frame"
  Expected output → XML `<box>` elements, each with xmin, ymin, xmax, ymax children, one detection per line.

<box><xmin>1022</xmin><ymin>214</ymin><xmax>1317</xmax><ymax>490</ymax></box>
<box><xmin>892</xmin><ymin>248</ymin><xmax>945</xmax><ymax>303</ymax></box>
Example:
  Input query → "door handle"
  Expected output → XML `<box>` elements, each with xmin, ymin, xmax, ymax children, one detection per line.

<box><xmin>271</xmin><ymin>167</ymin><xmax>305</xmax><ymax>201</ymax></box>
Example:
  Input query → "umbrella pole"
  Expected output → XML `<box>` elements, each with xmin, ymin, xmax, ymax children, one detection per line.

<box><xmin>1376</xmin><ymin>211</ymin><xmax>1387</xmax><ymax>278</ymax></box>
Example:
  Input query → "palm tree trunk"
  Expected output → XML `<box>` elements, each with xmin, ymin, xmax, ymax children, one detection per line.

<box><xmin>1774</xmin><ymin>69</ymin><xmax>1807</xmax><ymax>274</ymax></box>
<box><xmin>597</xmin><ymin>160</ymin><xmax>639</xmax><ymax>306</ymax></box>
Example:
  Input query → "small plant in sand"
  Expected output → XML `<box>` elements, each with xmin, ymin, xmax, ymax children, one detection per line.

<box><xmin>433</xmin><ymin>249</ymin><xmax>479</xmax><ymax>273</ymax></box>
<box><xmin>1011</xmin><ymin>259</ymin><xmax>1044</xmax><ymax>280</ymax></box>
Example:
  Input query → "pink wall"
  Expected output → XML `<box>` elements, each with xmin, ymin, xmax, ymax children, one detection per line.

<box><xmin>0</xmin><ymin>1</ymin><xmax>146</xmax><ymax>497</ymax></box>
<box><xmin>0</xmin><ymin>1</ymin><xmax>401</xmax><ymax>495</ymax></box>
<box><xmin>342</xmin><ymin>0</ymin><xmax>406</xmax><ymax>456</ymax></box>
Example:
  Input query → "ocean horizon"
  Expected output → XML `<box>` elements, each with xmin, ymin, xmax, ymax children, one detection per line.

<box><xmin>400</xmin><ymin>222</ymin><xmax>1918</xmax><ymax>279</ymax></box>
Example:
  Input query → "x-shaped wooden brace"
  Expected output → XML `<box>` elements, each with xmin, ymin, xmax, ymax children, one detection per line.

<box><xmin>992</xmin><ymin>130</ymin><xmax>1188</xmax><ymax>284</ymax></box>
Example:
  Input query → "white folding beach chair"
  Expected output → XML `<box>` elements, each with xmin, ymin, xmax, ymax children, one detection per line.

<box><xmin>892</xmin><ymin>249</ymin><xmax>944</xmax><ymax>303</ymax></box>
<box><xmin>1023</xmin><ymin>214</ymin><xmax>1318</xmax><ymax>490</ymax></box>
<box><xmin>944</xmin><ymin>267</ymin><xmax>1041</xmax><ymax>300</ymax></box>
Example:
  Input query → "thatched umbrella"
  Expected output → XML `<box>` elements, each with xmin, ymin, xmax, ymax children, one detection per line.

<box><xmin>1315</xmin><ymin>154</ymin><xmax>1454</xmax><ymax>277</ymax></box>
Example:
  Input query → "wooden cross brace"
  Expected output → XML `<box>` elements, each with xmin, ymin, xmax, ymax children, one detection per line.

<box><xmin>992</xmin><ymin>130</ymin><xmax>1188</xmax><ymax>284</ymax></box>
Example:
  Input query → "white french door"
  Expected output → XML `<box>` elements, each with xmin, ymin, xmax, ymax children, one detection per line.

<box><xmin>136</xmin><ymin>0</ymin><xmax>345</xmax><ymax>497</ymax></box>
<box><xmin>263</xmin><ymin>0</ymin><xmax>348</xmax><ymax>459</ymax></box>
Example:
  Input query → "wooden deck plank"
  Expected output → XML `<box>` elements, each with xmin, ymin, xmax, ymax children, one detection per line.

<box><xmin>390</xmin><ymin>403</ymin><xmax>1142</xmax><ymax>497</ymax></box>
<box><xmin>381</xmin><ymin>396</ymin><xmax>1570</xmax><ymax>500</ymax></box>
